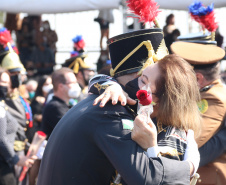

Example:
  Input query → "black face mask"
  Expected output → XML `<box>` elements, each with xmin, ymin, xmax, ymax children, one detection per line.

<box><xmin>10</xmin><ymin>74</ymin><xmax>22</xmax><ymax>89</ymax></box>
<box><xmin>0</xmin><ymin>86</ymin><xmax>8</xmax><ymax>99</ymax></box>
<box><xmin>125</xmin><ymin>77</ymin><xmax>139</xmax><ymax>100</ymax></box>
<box><xmin>124</xmin><ymin>77</ymin><xmax>139</xmax><ymax>112</ymax></box>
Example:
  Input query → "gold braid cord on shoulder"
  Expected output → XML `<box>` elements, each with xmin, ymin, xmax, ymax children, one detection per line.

<box><xmin>68</xmin><ymin>57</ymin><xmax>84</xmax><ymax>74</ymax></box>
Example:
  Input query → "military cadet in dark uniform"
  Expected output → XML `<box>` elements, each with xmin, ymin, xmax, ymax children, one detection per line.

<box><xmin>171</xmin><ymin>33</ymin><xmax>226</xmax><ymax>185</ymax></box>
<box><xmin>37</xmin><ymin>29</ymin><xmax>197</xmax><ymax>185</ymax></box>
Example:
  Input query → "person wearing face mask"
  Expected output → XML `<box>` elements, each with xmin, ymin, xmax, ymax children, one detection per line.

<box><xmin>26</xmin><ymin>80</ymin><xmax>38</xmax><ymax>101</ymax></box>
<box><xmin>0</xmin><ymin>31</ymin><xmax>33</xmax><ymax>185</ymax></box>
<box><xmin>63</xmin><ymin>53</ymin><xmax>95</xmax><ymax>101</ymax></box>
<box><xmin>37</xmin><ymin>29</ymin><xmax>200</xmax><ymax>185</ymax></box>
<box><xmin>68</xmin><ymin>82</ymin><xmax>82</xmax><ymax>106</ymax></box>
<box><xmin>41</xmin><ymin>67</ymin><xmax>78</xmax><ymax>140</ymax></box>
<box><xmin>0</xmin><ymin>68</ymin><xmax>37</xmax><ymax>185</ymax></box>
<box><xmin>28</xmin><ymin>76</ymin><xmax>52</xmax><ymax>143</ymax></box>
<box><xmin>27</xmin><ymin>76</ymin><xmax>52</xmax><ymax>185</ymax></box>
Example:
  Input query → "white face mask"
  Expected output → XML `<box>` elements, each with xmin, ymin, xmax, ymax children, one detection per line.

<box><xmin>42</xmin><ymin>84</ymin><xmax>53</xmax><ymax>93</ymax></box>
<box><xmin>68</xmin><ymin>83</ymin><xmax>81</xmax><ymax>99</ymax></box>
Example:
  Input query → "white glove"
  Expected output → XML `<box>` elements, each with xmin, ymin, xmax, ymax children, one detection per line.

<box><xmin>183</xmin><ymin>129</ymin><xmax>200</xmax><ymax>176</ymax></box>
<box><xmin>36</xmin><ymin>140</ymin><xmax>47</xmax><ymax>160</ymax></box>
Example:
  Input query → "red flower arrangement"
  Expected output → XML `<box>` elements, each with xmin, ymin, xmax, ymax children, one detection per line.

<box><xmin>136</xmin><ymin>90</ymin><xmax>152</xmax><ymax>106</ymax></box>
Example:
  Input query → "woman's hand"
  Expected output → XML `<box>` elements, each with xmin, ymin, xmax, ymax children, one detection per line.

<box><xmin>131</xmin><ymin>115</ymin><xmax>158</xmax><ymax>150</ymax></box>
<box><xmin>17</xmin><ymin>155</ymin><xmax>38</xmax><ymax>168</ymax></box>
<box><xmin>93</xmin><ymin>83</ymin><xmax>136</xmax><ymax>107</ymax></box>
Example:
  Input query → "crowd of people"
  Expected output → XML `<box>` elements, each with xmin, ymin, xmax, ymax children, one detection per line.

<box><xmin>17</xmin><ymin>16</ymin><xmax>57</xmax><ymax>78</ymax></box>
<box><xmin>0</xmin><ymin>5</ymin><xmax>226</xmax><ymax>185</ymax></box>
<box><xmin>0</xmin><ymin>19</ymin><xmax>96</xmax><ymax>184</ymax></box>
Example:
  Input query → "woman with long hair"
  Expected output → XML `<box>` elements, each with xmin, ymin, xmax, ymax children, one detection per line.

<box><xmin>91</xmin><ymin>54</ymin><xmax>202</xmax><ymax>158</ymax></box>
<box><xmin>27</xmin><ymin>75</ymin><xmax>52</xmax><ymax>142</ymax></box>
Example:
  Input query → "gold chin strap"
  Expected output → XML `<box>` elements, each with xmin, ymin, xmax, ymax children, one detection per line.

<box><xmin>110</xmin><ymin>40</ymin><xmax>159</xmax><ymax>77</ymax></box>
<box><xmin>68</xmin><ymin>57</ymin><xmax>84</xmax><ymax>74</ymax></box>
<box><xmin>211</xmin><ymin>32</ymin><xmax>215</xmax><ymax>41</ymax></box>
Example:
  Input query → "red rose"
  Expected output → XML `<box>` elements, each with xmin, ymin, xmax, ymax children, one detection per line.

<box><xmin>136</xmin><ymin>90</ymin><xmax>147</xmax><ymax>101</ymax></box>
<box><xmin>136</xmin><ymin>90</ymin><xmax>152</xmax><ymax>106</ymax></box>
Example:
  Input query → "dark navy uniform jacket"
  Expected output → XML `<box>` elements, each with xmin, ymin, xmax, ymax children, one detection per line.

<box><xmin>37</xmin><ymin>94</ymin><xmax>190</xmax><ymax>185</ymax></box>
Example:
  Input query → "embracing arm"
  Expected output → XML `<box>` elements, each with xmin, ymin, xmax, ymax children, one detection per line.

<box><xmin>94</xmin><ymin>113</ymin><xmax>191</xmax><ymax>184</ymax></box>
<box><xmin>89</xmin><ymin>74</ymin><xmax>136</xmax><ymax>106</ymax></box>
<box><xmin>132</xmin><ymin>116</ymin><xmax>198</xmax><ymax>177</ymax></box>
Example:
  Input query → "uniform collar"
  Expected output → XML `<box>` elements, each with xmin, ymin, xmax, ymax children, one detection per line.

<box><xmin>200</xmin><ymin>79</ymin><xmax>221</xmax><ymax>92</ymax></box>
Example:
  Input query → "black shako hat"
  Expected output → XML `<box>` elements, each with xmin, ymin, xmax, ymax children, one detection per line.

<box><xmin>107</xmin><ymin>28</ymin><xmax>168</xmax><ymax>77</ymax></box>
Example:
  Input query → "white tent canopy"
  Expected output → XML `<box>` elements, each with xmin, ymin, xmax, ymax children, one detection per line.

<box><xmin>1</xmin><ymin>0</ymin><xmax>226</xmax><ymax>14</ymax></box>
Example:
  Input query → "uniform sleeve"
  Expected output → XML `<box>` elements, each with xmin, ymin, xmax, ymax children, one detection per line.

<box><xmin>88</xmin><ymin>74</ymin><xmax>117</xmax><ymax>95</ymax></box>
<box><xmin>0</xmin><ymin>108</ymin><xmax>19</xmax><ymax>167</ymax></box>
<box><xmin>199</xmin><ymin>126</ymin><xmax>226</xmax><ymax>166</ymax></box>
<box><xmin>94</xmin><ymin>117</ymin><xmax>190</xmax><ymax>185</ymax></box>
<box><xmin>197</xmin><ymin>98</ymin><xmax>225</xmax><ymax>147</ymax></box>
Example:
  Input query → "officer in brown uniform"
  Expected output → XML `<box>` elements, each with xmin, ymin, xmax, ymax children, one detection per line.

<box><xmin>171</xmin><ymin>33</ymin><xmax>226</xmax><ymax>185</ymax></box>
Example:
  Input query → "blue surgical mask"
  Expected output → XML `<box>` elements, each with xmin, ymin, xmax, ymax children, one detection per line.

<box><xmin>29</xmin><ymin>91</ymin><xmax>35</xmax><ymax>99</ymax></box>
